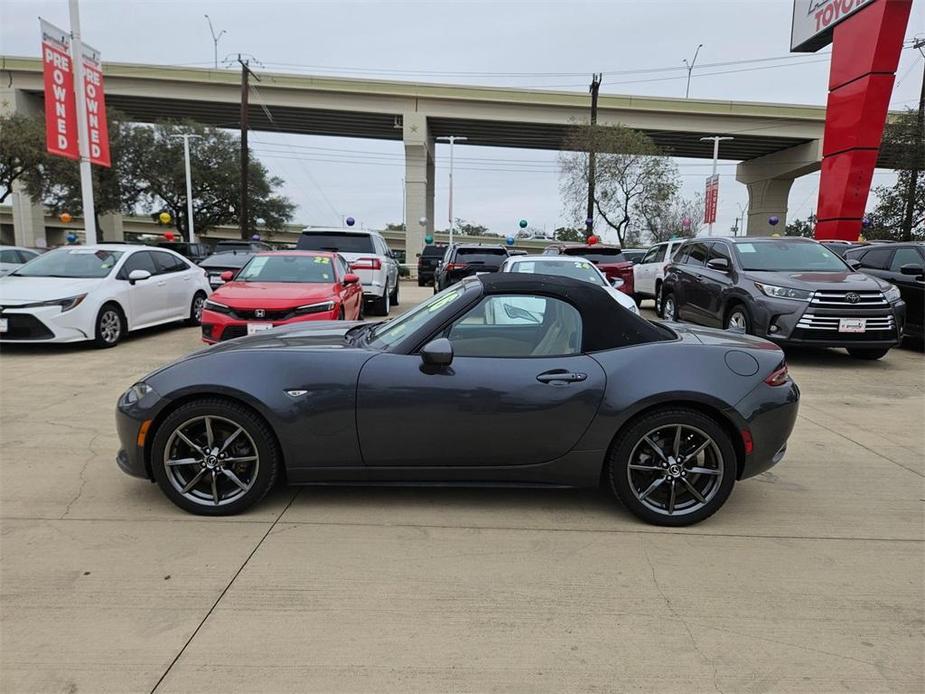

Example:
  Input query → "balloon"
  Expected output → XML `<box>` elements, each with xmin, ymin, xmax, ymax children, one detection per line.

<box><xmin>505</xmin><ymin>236</ymin><xmax>515</xmax><ymax>246</ymax></box>
<box><xmin>418</xmin><ymin>217</ymin><xmax>427</xmax><ymax>227</ymax></box>
<box><xmin>768</xmin><ymin>215</ymin><xmax>780</xmax><ymax>226</ymax></box>
<box><xmin>59</xmin><ymin>212</ymin><xmax>72</xmax><ymax>224</ymax></box>
<box><xmin>163</xmin><ymin>231</ymin><xmax>176</xmax><ymax>242</ymax></box>
<box><xmin>585</xmin><ymin>217</ymin><xmax>593</xmax><ymax>227</ymax></box>
<box><xmin>862</xmin><ymin>216</ymin><xmax>872</xmax><ymax>228</ymax></box>
<box><xmin>518</xmin><ymin>219</ymin><xmax>528</xmax><ymax>229</ymax></box>
<box><xmin>345</xmin><ymin>216</ymin><xmax>355</xmax><ymax>227</ymax></box>
<box><xmin>424</xmin><ymin>234</ymin><xmax>434</xmax><ymax>245</ymax></box>
<box><xmin>66</xmin><ymin>232</ymin><xmax>78</xmax><ymax>244</ymax></box>
<box><xmin>681</xmin><ymin>216</ymin><xmax>692</xmax><ymax>231</ymax></box>
<box><xmin>158</xmin><ymin>211</ymin><xmax>171</xmax><ymax>224</ymax></box>
<box><xmin>587</xmin><ymin>235</ymin><xmax>599</xmax><ymax>245</ymax></box>
<box><xmin>251</xmin><ymin>234</ymin><xmax>261</xmax><ymax>241</ymax></box>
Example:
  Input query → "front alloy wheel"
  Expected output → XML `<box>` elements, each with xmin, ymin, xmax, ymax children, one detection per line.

<box><xmin>662</xmin><ymin>293</ymin><xmax>677</xmax><ymax>322</ymax></box>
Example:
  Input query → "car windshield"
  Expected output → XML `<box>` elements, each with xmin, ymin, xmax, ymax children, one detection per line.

<box><xmin>297</xmin><ymin>232</ymin><xmax>374</xmax><ymax>254</ymax></box>
<box><xmin>235</xmin><ymin>255</ymin><xmax>336</xmax><ymax>283</ymax></box>
<box><xmin>562</xmin><ymin>247</ymin><xmax>626</xmax><ymax>264</ymax></box>
<box><xmin>735</xmin><ymin>241</ymin><xmax>848</xmax><ymax>272</ymax></box>
<box><xmin>509</xmin><ymin>259</ymin><xmax>606</xmax><ymax>286</ymax></box>
<box><xmin>12</xmin><ymin>247</ymin><xmax>123</xmax><ymax>278</ymax></box>
<box><xmin>200</xmin><ymin>253</ymin><xmax>252</xmax><ymax>269</ymax></box>
<box><xmin>367</xmin><ymin>285</ymin><xmax>467</xmax><ymax>349</ymax></box>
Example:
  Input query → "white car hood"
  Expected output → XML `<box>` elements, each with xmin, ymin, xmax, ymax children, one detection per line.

<box><xmin>0</xmin><ymin>276</ymin><xmax>104</xmax><ymax>304</ymax></box>
<box><xmin>606</xmin><ymin>286</ymin><xmax>639</xmax><ymax>314</ymax></box>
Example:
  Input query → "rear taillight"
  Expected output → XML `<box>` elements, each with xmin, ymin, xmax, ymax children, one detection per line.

<box><xmin>351</xmin><ymin>257</ymin><xmax>382</xmax><ymax>271</ymax></box>
<box><xmin>764</xmin><ymin>362</ymin><xmax>790</xmax><ymax>387</ymax></box>
<box><xmin>445</xmin><ymin>263</ymin><xmax>466</xmax><ymax>271</ymax></box>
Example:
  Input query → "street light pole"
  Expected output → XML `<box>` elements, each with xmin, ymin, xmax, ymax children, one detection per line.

<box><xmin>204</xmin><ymin>15</ymin><xmax>226</xmax><ymax>70</ymax></box>
<box><xmin>169</xmin><ymin>134</ymin><xmax>202</xmax><ymax>243</ymax></box>
<box><xmin>683</xmin><ymin>44</ymin><xmax>703</xmax><ymax>99</ymax></box>
<box><xmin>700</xmin><ymin>135</ymin><xmax>734</xmax><ymax>236</ymax></box>
<box><xmin>437</xmin><ymin>135</ymin><xmax>467</xmax><ymax>247</ymax></box>
<box><xmin>68</xmin><ymin>0</ymin><xmax>96</xmax><ymax>244</ymax></box>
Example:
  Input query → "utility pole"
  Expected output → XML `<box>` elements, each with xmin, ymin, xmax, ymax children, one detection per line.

<box><xmin>169</xmin><ymin>133</ymin><xmax>202</xmax><ymax>243</ymax></box>
<box><xmin>683</xmin><ymin>44</ymin><xmax>703</xmax><ymax>99</ymax></box>
<box><xmin>700</xmin><ymin>135</ymin><xmax>734</xmax><ymax>236</ymax></box>
<box><xmin>237</xmin><ymin>55</ymin><xmax>260</xmax><ymax>241</ymax></box>
<box><xmin>436</xmin><ymin>135</ymin><xmax>467</xmax><ymax>247</ymax></box>
<box><xmin>204</xmin><ymin>15</ymin><xmax>226</xmax><ymax>70</ymax></box>
<box><xmin>68</xmin><ymin>0</ymin><xmax>96</xmax><ymax>244</ymax></box>
<box><xmin>586</xmin><ymin>73</ymin><xmax>602</xmax><ymax>238</ymax></box>
<box><xmin>900</xmin><ymin>37</ymin><xmax>925</xmax><ymax>242</ymax></box>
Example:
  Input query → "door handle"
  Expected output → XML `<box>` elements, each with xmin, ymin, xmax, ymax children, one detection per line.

<box><xmin>157</xmin><ymin>281</ymin><xmax>167</xmax><ymax>287</ymax></box>
<box><xmin>536</xmin><ymin>370</ymin><xmax>587</xmax><ymax>384</ymax></box>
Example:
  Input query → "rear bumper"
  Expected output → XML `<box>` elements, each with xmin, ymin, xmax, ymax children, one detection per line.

<box><xmin>732</xmin><ymin>378</ymin><xmax>800</xmax><ymax>480</ymax></box>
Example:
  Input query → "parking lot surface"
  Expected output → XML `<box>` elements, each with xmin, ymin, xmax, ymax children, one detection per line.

<box><xmin>1</xmin><ymin>282</ymin><xmax>923</xmax><ymax>693</ymax></box>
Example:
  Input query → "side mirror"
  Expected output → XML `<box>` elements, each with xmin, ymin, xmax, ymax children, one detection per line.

<box><xmin>610</xmin><ymin>276</ymin><xmax>625</xmax><ymax>288</ymax></box>
<box><xmin>706</xmin><ymin>257</ymin><xmax>729</xmax><ymax>272</ymax></box>
<box><xmin>416</xmin><ymin>253</ymin><xmax>422</xmax><ymax>258</ymax></box>
<box><xmin>343</xmin><ymin>273</ymin><xmax>360</xmax><ymax>284</ymax></box>
<box><xmin>846</xmin><ymin>259</ymin><xmax>862</xmax><ymax>270</ymax></box>
<box><xmin>128</xmin><ymin>269</ymin><xmax>151</xmax><ymax>284</ymax></box>
<box><xmin>900</xmin><ymin>263</ymin><xmax>924</xmax><ymax>276</ymax></box>
<box><xmin>220</xmin><ymin>270</ymin><xmax>235</xmax><ymax>282</ymax></box>
<box><xmin>420</xmin><ymin>338</ymin><xmax>453</xmax><ymax>367</ymax></box>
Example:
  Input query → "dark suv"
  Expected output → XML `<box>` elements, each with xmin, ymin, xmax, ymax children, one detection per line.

<box><xmin>661</xmin><ymin>236</ymin><xmax>906</xmax><ymax>360</ymax></box>
<box><xmin>844</xmin><ymin>242</ymin><xmax>924</xmax><ymax>340</ymax></box>
<box><xmin>156</xmin><ymin>241</ymin><xmax>212</xmax><ymax>263</ymax></box>
<box><xmin>417</xmin><ymin>243</ymin><xmax>448</xmax><ymax>286</ymax></box>
<box><xmin>433</xmin><ymin>244</ymin><xmax>508</xmax><ymax>292</ymax></box>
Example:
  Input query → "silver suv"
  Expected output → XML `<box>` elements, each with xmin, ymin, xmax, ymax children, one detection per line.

<box><xmin>296</xmin><ymin>227</ymin><xmax>399</xmax><ymax>315</ymax></box>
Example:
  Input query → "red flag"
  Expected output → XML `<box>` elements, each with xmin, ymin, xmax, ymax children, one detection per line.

<box><xmin>40</xmin><ymin>19</ymin><xmax>78</xmax><ymax>160</ymax></box>
<box><xmin>81</xmin><ymin>43</ymin><xmax>110</xmax><ymax>167</ymax></box>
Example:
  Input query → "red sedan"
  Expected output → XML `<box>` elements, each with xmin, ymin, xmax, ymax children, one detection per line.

<box><xmin>200</xmin><ymin>251</ymin><xmax>363</xmax><ymax>343</ymax></box>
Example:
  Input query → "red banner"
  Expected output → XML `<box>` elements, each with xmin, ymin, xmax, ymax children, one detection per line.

<box><xmin>81</xmin><ymin>44</ymin><xmax>110</xmax><ymax>167</ymax></box>
<box><xmin>40</xmin><ymin>19</ymin><xmax>78</xmax><ymax>160</ymax></box>
<box><xmin>704</xmin><ymin>174</ymin><xmax>719</xmax><ymax>224</ymax></box>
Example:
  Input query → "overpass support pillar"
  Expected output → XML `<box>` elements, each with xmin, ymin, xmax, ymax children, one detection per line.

<box><xmin>403</xmin><ymin>113</ymin><xmax>434</xmax><ymax>277</ymax></box>
<box><xmin>736</xmin><ymin>141</ymin><xmax>822</xmax><ymax>235</ymax></box>
<box><xmin>1</xmin><ymin>88</ymin><xmax>47</xmax><ymax>248</ymax></box>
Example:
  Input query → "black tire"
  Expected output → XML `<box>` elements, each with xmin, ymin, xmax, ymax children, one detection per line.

<box><xmin>654</xmin><ymin>282</ymin><xmax>664</xmax><ymax>317</ymax></box>
<box><xmin>607</xmin><ymin>408</ymin><xmax>737</xmax><ymax>527</ymax></box>
<box><xmin>370</xmin><ymin>286</ymin><xmax>390</xmax><ymax>316</ymax></box>
<box><xmin>186</xmin><ymin>291</ymin><xmax>207</xmax><ymax>326</ymax></box>
<box><xmin>847</xmin><ymin>347</ymin><xmax>890</xmax><ymax>360</ymax></box>
<box><xmin>93</xmin><ymin>303</ymin><xmax>125</xmax><ymax>348</ymax></box>
<box><xmin>418</xmin><ymin>277</ymin><xmax>425</xmax><ymax>287</ymax></box>
<box><xmin>150</xmin><ymin>398</ymin><xmax>280</xmax><ymax>516</ymax></box>
<box><xmin>661</xmin><ymin>291</ymin><xmax>678</xmax><ymax>322</ymax></box>
<box><xmin>725</xmin><ymin>303</ymin><xmax>751</xmax><ymax>334</ymax></box>
<box><xmin>389</xmin><ymin>280</ymin><xmax>399</xmax><ymax>306</ymax></box>
<box><xmin>357</xmin><ymin>298</ymin><xmax>365</xmax><ymax>321</ymax></box>
<box><xmin>633</xmin><ymin>294</ymin><xmax>643</xmax><ymax>308</ymax></box>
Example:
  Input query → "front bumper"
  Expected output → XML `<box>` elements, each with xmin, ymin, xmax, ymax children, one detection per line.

<box><xmin>201</xmin><ymin>306</ymin><xmax>340</xmax><ymax>343</ymax></box>
<box><xmin>0</xmin><ymin>305</ymin><xmax>95</xmax><ymax>343</ymax></box>
<box><xmin>115</xmin><ymin>401</ymin><xmax>156</xmax><ymax>480</ymax></box>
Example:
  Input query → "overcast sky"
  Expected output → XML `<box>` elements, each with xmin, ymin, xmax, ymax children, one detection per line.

<box><xmin>2</xmin><ymin>0</ymin><xmax>923</xmax><ymax>240</ymax></box>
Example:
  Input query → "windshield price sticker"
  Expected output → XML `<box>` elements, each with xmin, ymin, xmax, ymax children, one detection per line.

<box><xmin>738</xmin><ymin>243</ymin><xmax>757</xmax><ymax>253</ymax></box>
<box><xmin>313</xmin><ymin>256</ymin><xmax>330</xmax><ymax>264</ymax></box>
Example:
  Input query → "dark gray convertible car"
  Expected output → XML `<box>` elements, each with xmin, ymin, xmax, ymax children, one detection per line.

<box><xmin>116</xmin><ymin>274</ymin><xmax>799</xmax><ymax>526</ymax></box>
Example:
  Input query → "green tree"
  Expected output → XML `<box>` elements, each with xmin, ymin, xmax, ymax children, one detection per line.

<box><xmin>559</xmin><ymin>123</ymin><xmax>680</xmax><ymax>246</ymax></box>
<box><xmin>786</xmin><ymin>214</ymin><xmax>816</xmax><ymax>238</ymax></box>
<box><xmin>454</xmin><ymin>218</ymin><xmax>489</xmax><ymax>236</ymax></box>
<box><xmin>553</xmin><ymin>226</ymin><xmax>583</xmax><ymax>242</ymax></box>
<box><xmin>384</xmin><ymin>222</ymin><xmax>406</xmax><ymax>231</ymax></box>
<box><xmin>0</xmin><ymin>113</ymin><xmax>49</xmax><ymax>204</ymax></box>
<box><xmin>870</xmin><ymin>108</ymin><xmax>924</xmax><ymax>241</ymax></box>
<box><xmin>636</xmin><ymin>193</ymin><xmax>703</xmax><ymax>243</ymax></box>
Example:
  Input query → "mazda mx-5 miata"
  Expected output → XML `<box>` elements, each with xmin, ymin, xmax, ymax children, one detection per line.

<box><xmin>115</xmin><ymin>274</ymin><xmax>800</xmax><ymax>526</ymax></box>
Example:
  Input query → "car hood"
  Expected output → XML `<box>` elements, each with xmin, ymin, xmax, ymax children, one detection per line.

<box><xmin>0</xmin><ymin>275</ymin><xmax>104</xmax><ymax>304</ymax></box>
<box><xmin>212</xmin><ymin>281</ymin><xmax>339</xmax><ymax>308</ymax></box>
<box><xmin>743</xmin><ymin>270</ymin><xmax>890</xmax><ymax>292</ymax></box>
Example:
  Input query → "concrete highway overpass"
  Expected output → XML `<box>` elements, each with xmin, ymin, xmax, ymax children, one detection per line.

<box><xmin>0</xmin><ymin>55</ymin><xmax>900</xmax><ymax>252</ymax></box>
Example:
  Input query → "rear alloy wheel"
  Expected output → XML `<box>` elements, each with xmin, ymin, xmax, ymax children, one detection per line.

<box><xmin>608</xmin><ymin>408</ymin><xmax>736</xmax><ymax>526</ymax></box>
<box><xmin>726</xmin><ymin>305</ymin><xmax>751</xmax><ymax>333</ymax></box>
<box><xmin>151</xmin><ymin>399</ymin><xmax>279</xmax><ymax>515</ymax></box>
<box><xmin>187</xmin><ymin>292</ymin><xmax>207</xmax><ymax>326</ymax></box>
<box><xmin>93</xmin><ymin>304</ymin><xmax>124</xmax><ymax>348</ymax></box>
<box><xmin>661</xmin><ymin>292</ymin><xmax>677</xmax><ymax>322</ymax></box>
<box><xmin>847</xmin><ymin>347</ymin><xmax>890</xmax><ymax>360</ymax></box>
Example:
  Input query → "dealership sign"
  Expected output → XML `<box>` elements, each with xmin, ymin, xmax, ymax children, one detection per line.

<box><xmin>704</xmin><ymin>175</ymin><xmax>719</xmax><ymax>225</ymax></box>
<box><xmin>791</xmin><ymin>0</ymin><xmax>876</xmax><ymax>52</ymax></box>
<box><xmin>40</xmin><ymin>19</ymin><xmax>78</xmax><ymax>160</ymax></box>
<box><xmin>81</xmin><ymin>43</ymin><xmax>111</xmax><ymax>167</ymax></box>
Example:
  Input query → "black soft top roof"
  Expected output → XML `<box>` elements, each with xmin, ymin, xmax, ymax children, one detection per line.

<box><xmin>476</xmin><ymin>273</ymin><xmax>669</xmax><ymax>351</ymax></box>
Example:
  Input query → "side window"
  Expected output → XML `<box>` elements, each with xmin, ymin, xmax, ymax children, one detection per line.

<box><xmin>890</xmin><ymin>248</ymin><xmax>922</xmax><ymax>272</ymax></box>
<box><xmin>152</xmin><ymin>251</ymin><xmax>189</xmax><ymax>274</ymax></box>
<box><xmin>672</xmin><ymin>244</ymin><xmax>690</xmax><ymax>263</ymax></box>
<box><xmin>120</xmin><ymin>251</ymin><xmax>158</xmax><ymax>278</ymax></box>
<box><xmin>335</xmin><ymin>254</ymin><xmax>350</xmax><ymax>279</ymax></box>
<box><xmin>0</xmin><ymin>250</ymin><xmax>19</xmax><ymax>263</ymax></box>
<box><xmin>640</xmin><ymin>246</ymin><xmax>660</xmax><ymax>264</ymax></box>
<box><xmin>446</xmin><ymin>295</ymin><xmax>582</xmax><ymax>358</ymax></box>
<box><xmin>857</xmin><ymin>247</ymin><xmax>893</xmax><ymax>270</ymax></box>
<box><xmin>687</xmin><ymin>243</ymin><xmax>708</xmax><ymax>267</ymax></box>
<box><xmin>708</xmin><ymin>242</ymin><xmax>730</xmax><ymax>262</ymax></box>
<box><xmin>653</xmin><ymin>245</ymin><xmax>667</xmax><ymax>263</ymax></box>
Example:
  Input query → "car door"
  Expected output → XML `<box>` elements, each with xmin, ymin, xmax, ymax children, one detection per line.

<box><xmin>356</xmin><ymin>293</ymin><xmax>607</xmax><ymax>467</ymax></box>
<box><xmin>852</xmin><ymin>246</ymin><xmax>894</xmax><ymax>282</ymax></box>
<box><xmin>634</xmin><ymin>244</ymin><xmax>663</xmax><ymax>296</ymax></box>
<box><xmin>887</xmin><ymin>246</ymin><xmax>924</xmax><ymax>331</ymax></box>
<box><xmin>696</xmin><ymin>242</ymin><xmax>735</xmax><ymax>327</ymax></box>
<box><xmin>673</xmin><ymin>242</ymin><xmax>708</xmax><ymax>322</ymax></box>
<box><xmin>150</xmin><ymin>251</ymin><xmax>191</xmax><ymax>319</ymax></box>
<box><xmin>118</xmin><ymin>251</ymin><xmax>166</xmax><ymax>327</ymax></box>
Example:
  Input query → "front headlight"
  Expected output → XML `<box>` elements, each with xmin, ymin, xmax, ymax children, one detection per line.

<box><xmin>883</xmin><ymin>284</ymin><xmax>901</xmax><ymax>303</ymax></box>
<box><xmin>21</xmin><ymin>294</ymin><xmax>87</xmax><ymax>312</ymax></box>
<box><xmin>203</xmin><ymin>299</ymin><xmax>232</xmax><ymax>314</ymax></box>
<box><xmin>294</xmin><ymin>300</ymin><xmax>335</xmax><ymax>315</ymax></box>
<box><xmin>754</xmin><ymin>282</ymin><xmax>812</xmax><ymax>302</ymax></box>
<box><xmin>121</xmin><ymin>382</ymin><xmax>154</xmax><ymax>406</ymax></box>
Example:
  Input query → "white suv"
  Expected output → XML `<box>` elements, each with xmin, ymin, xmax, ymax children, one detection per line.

<box><xmin>633</xmin><ymin>239</ymin><xmax>685</xmax><ymax>316</ymax></box>
<box><xmin>296</xmin><ymin>228</ymin><xmax>399</xmax><ymax>315</ymax></box>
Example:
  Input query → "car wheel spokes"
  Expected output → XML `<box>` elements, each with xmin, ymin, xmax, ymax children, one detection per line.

<box><xmin>626</xmin><ymin>423</ymin><xmax>723</xmax><ymax>516</ymax></box>
<box><xmin>164</xmin><ymin>415</ymin><xmax>260</xmax><ymax>506</ymax></box>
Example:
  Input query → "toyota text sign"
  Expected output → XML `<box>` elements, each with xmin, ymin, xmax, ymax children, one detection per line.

<box><xmin>791</xmin><ymin>0</ymin><xmax>876</xmax><ymax>52</ymax></box>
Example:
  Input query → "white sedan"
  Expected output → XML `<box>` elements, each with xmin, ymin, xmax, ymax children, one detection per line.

<box><xmin>499</xmin><ymin>255</ymin><xmax>640</xmax><ymax>315</ymax></box>
<box><xmin>0</xmin><ymin>244</ymin><xmax>211</xmax><ymax>347</ymax></box>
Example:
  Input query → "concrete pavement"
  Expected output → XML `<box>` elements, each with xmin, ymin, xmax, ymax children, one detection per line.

<box><xmin>1</xmin><ymin>283</ymin><xmax>922</xmax><ymax>693</ymax></box>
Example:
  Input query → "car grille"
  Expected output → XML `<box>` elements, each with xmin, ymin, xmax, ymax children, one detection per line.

<box><xmin>219</xmin><ymin>325</ymin><xmax>248</xmax><ymax>341</ymax></box>
<box><xmin>0</xmin><ymin>313</ymin><xmax>54</xmax><ymax>340</ymax></box>
<box><xmin>230</xmin><ymin>308</ymin><xmax>293</xmax><ymax>321</ymax></box>
<box><xmin>810</xmin><ymin>290</ymin><xmax>888</xmax><ymax>307</ymax></box>
<box><xmin>796</xmin><ymin>314</ymin><xmax>895</xmax><ymax>331</ymax></box>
